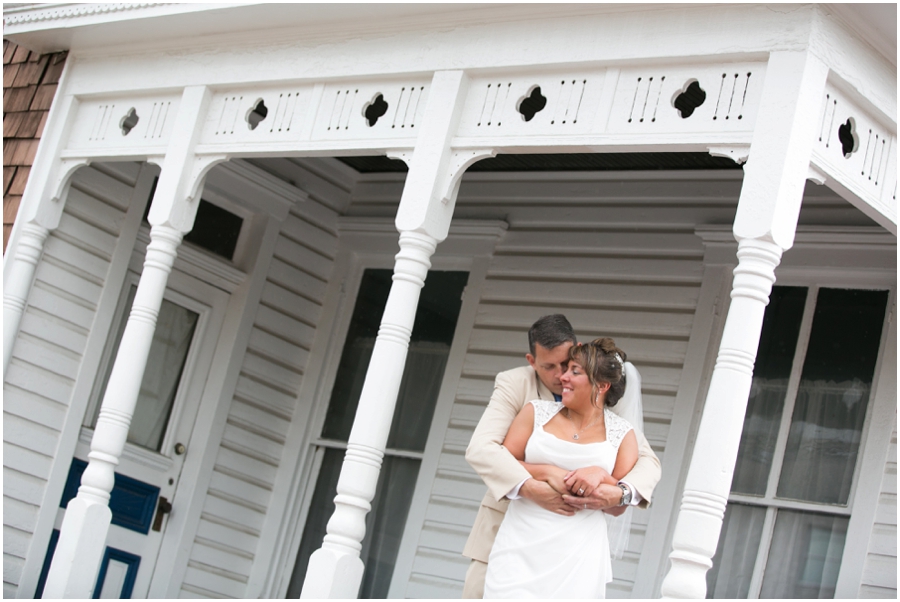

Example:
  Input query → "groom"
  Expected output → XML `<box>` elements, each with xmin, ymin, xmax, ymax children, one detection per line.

<box><xmin>462</xmin><ymin>314</ymin><xmax>661</xmax><ymax>598</ymax></box>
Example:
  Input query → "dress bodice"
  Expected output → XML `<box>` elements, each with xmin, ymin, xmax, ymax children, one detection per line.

<box><xmin>524</xmin><ymin>400</ymin><xmax>632</xmax><ymax>472</ymax></box>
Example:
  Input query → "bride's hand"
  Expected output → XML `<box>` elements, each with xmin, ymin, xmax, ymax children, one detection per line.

<box><xmin>564</xmin><ymin>466</ymin><xmax>612</xmax><ymax>497</ymax></box>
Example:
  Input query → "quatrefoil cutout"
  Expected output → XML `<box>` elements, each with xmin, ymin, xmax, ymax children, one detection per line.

<box><xmin>364</xmin><ymin>93</ymin><xmax>389</xmax><ymax>127</ymax></box>
<box><xmin>120</xmin><ymin>107</ymin><xmax>139</xmax><ymax>136</ymax></box>
<box><xmin>518</xmin><ymin>86</ymin><xmax>547</xmax><ymax>122</ymax></box>
<box><xmin>837</xmin><ymin>118</ymin><xmax>858</xmax><ymax>158</ymax></box>
<box><xmin>673</xmin><ymin>80</ymin><xmax>706</xmax><ymax>119</ymax></box>
<box><xmin>246</xmin><ymin>99</ymin><xmax>268</xmax><ymax>130</ymax></box>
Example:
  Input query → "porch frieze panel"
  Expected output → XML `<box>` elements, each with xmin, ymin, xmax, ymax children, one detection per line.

<box><xmin>64</xmin><ymin>92</ymin><xmax>182</xmax><ymax>154</ymax></box>
<box><xmin>810</xmin><ymin>80</ymin><xmax>897</xmax><ymax>227</ymax></box>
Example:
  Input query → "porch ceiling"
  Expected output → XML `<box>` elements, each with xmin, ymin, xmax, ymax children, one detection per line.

<box><xmin>338</xmin><ymin>152</ymin><xmax>744</xmax><ymax>174</ymax></box>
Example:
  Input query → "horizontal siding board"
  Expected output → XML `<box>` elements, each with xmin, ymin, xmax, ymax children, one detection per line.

<box><xmin>239</xmin><ymin>351</ymin><xmax>303</xmax><ymax>394</ymax></box>
<box><xmin>42</xmin><ymin>236</ymin><xmax>111</xmax><ymax>281</ymax></box>
<box><xmin>196</xmin><ymin>516</ymin><xmax>260</xmax><ymax>555</ymax></box>
<box><xmin>3</xmin><ymin>385</ymin><xmax>68</xmax><ymax>432</ymax></box>
<box><xmin>202</xmin><ymin>494</ymin><xmax>266</xmax><ymax>534</ymax></box>
<box><xmin>3</xmin><ymin>413</ymin><xmax>61</xmax><ymax>458</ymax></box>
<box><xmin>34</xmin><ymin>260</ymin><xmax>103</xmax><ymax>305</ymax></box>
<box><xmin>3</xmin><ymin>526</ymin><xmax>30</xmax><ymax>560</ymax></box>
<box><xmin>3</xmin><ymin>468</ymin><xmax>47</xmax><ymax>507</ymax></box>
<box><xmin>2</xmin><ymin>497</ymin><xmax>39</xmax><ymax>534</ymax></box>
<box><xmin>83</xmin><ymin>162</ymin><xmax>144</xmax><ymax>198</ymax></box>
<box><xmin>253</xmin><ymin>306</ymin><xmax>316</xmax><ymax>352</ymax></box>
<box><xmin>265</xmin><ymin>257</ymin><xmax>328</xmax><ymax>302</ymax></box>
<box><xmin>279</xmin><ymin>213</ymin><xmax>338</xmax><ymax>259</ymax></box>
<box><xmin>3</xmin><ymin>442</ymin><xmax>54</xmax><ymax>481</ymax></box>
<box><xmin>4</xmin><ymin>555</ymin><xmax>25</xmax><ymax>594</ymax></box>
<box><xmin>234</xmin><ymin>374</ymin><xmax>295</xmax><ymax>416</ymax></box>
<box><xmin>405</xmin><ymin>572</ymin><xmax>463</xmax><ymax>598</ymax></box>
<box><xmin>182</xmin><ymin>564</ymin><xmax>246</xmax><ymax>598</ymax></box>
<box><xmin>56</xmin><ymin>211</ymin><xmax>117</xmax><ymax>257</ymax></box>
<box><xmin>215</xmin><ymin>447</ymin><xmax>277</xmax><ymax>486</ymax></box>
<box><xmin>227</xmin><ymin>399</ymin><xmax>290</xmax><ymax>440</ymax></box>
<box><xmin>859</xmin><ymin>584</ymin><xmax>897</xmax><ymax>598</ymax></box>
<box><xmin>11</xmin><ymin>333</ymin><xmax>81</xmax><ymax>381</ymax></box>
<box><xmin>18</xmin><ymin>308</ymin><xmax>89</xmax><ymax>355</ymax></box>
<box><xmin>189</xmin><ymin>541</ymin><xmax>253</xmax><ymax>580</ymax></box>
<box><xmin>866</xmin><ymin>523</ymin><xmax>897</xmax><ymax>557</ymax></box>
<box><xmin>27</xmin><ymin>284</ymin><xmax>96</xmax><ymax>331</ymax></box>
<box><xmin>272</xmin><ymin>236</ymin><xmax>333</xmax><ymax>282</ymax></box>
<box><xmin>63</xmin><ymin>187</ymin><xmax>127</xmax><ymax>235</ymax></box>
<box><xmin>259</xmin><ymin>281</ymin><xmax>323</xmax><ymax>329</ymax></box>
<box><xmin>410</xmin><ymin>547</ymin><xmax>468</xmax><ymax>581</ymax></box>
<box><xmin>861</xmin><ymin>554</ymin><xmax>897</xmax><ymax>589</ymax></box>
<box><xmin>220</xmin><ymin>423</ymin><xmax>284</xmax><ymax>469</ymax></box>
<box><xmin>4</xmin><ymin>360</ymin><xmax>73</xmax><ymax>406</ymax></box>
<box><xmin>247</xmin><ymin>328</ymin><xmax>309</xmax><ymax>372</ymax></box>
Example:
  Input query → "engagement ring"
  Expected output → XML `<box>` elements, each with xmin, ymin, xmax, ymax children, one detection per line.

<box><xmin>579</xmin><ymin>488</ymin><xmax>584</xmax><ymax>494</ymax></box>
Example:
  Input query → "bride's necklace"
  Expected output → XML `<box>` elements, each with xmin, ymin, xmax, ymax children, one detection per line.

<box><xmin>563</xmin><ymin>408</ymin><xmax>603</xmax><ymax>440</ymax></box>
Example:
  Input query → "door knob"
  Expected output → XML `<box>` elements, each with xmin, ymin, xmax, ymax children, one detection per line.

<box><xmin>174</xmin><ymin>442</ymin><xmax>186</xmax><ymax>455</ymax></box>
<box><xmin>152</xmin><ymin>496</ymin><xmax>172</xmax><ymax>532</ymax></box>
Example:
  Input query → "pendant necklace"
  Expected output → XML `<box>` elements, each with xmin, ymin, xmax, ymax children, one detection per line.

<box><xmin>564</xmin><ymin>408</ymin><xmax>603</xmax><ymax>440</ymax></box>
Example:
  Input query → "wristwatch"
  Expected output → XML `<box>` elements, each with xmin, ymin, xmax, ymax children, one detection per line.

<box><xmin>617</xmin><ymin>483</ymin><xmax>632</xmax><ymax>506</ymax></box>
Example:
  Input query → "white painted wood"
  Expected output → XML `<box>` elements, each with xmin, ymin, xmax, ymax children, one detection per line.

<box><xmin>43</xmin><ymin>86</ymin><xmax>214</xmax><ymax>599</ymax></box>
<box><xmin>6</xmin><ymin>162</ymin><xmax>154</xmax><ymax>599</ymax></box>
<box><xmin>661</xmin><ymin>50</ymin><xmax>829</xmax><ymax>599</ymax></box>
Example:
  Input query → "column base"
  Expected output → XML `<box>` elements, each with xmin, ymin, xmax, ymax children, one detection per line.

<box><xmin>300</xmin><ymin>547</ymin><xmax>365</xmax><ymax>599</ymax></box>
<box><xmin>41</xmin><ymin>497</ymin><xmax>111</xmax><ymax>599</ymax></box>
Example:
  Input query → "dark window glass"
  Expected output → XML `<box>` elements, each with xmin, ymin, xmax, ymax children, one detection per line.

<box><xmin>777</xmin><ymin>288</ymin><xmax>889</xmax><ymax>504</ymax></box>
<box><xmin>143</xmin><ymin>178</ymin><xmax>243</xmax><ymax>260</ymax></box>
<box><xmin>731</xmin><ymin>287</ymin><xmax>807</xmax><ymax>495</ymax></box>
<box><xmin>321</xmin><ymin>269</ymin><xmax>469</xmax><ymax>450</ymax></box>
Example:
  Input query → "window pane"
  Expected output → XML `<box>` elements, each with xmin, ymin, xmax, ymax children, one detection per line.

<box><xmin>759</xmin><ymin>510</ymin><xmax>848</xmax><ymax>599</ymax></box>
<box><xmin>777</xmin><ymin>289</ymin><xmax>888</xmax><ymax>504</ymax></box>
<box><xmin>732</xmin><ymin>287</ymin><xmax>807</xmax><ymax>495</ymax></box>
<box><xmin>322</xmin><ymin>269</ymin><xmax>468</xmax><ymax>450</ymax></box>
<box><xmin>92</xmin><ymin>287</ymin><xmax>199</xmax><ymax>451</ymax></box>
<box><xmin>287</xmin><ymin>451</ymin><xmax>420</xmax><ymax>599</ymax></box>
<box><xmin>707</xmin><ymin>503</ymin><xmax>766</xmax><ymax>598</ymax></box>
<box><xmin>359</xmin><ymin>456</ymin><xmax>420</xmax><ymax>598</ymax></box>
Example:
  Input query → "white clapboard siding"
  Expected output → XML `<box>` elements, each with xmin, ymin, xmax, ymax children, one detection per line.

<box><xmin>2</xmin><ymin>162</ymin><xmax>142</xmax><ymax>594</ymax></box>
<box><xmin>180</xmin><ymin>193</ymin><xmax>340</xmax><ymax>598</ymax></box>
<box><xmin>383</xmin><ymin>173</ymin><xmax>747</xmax><ymax>598</ymax></box>
<box><xmin>859</xmin><ymin>427</ymin><xmax>897</xmax><ymax>598</ymax></box>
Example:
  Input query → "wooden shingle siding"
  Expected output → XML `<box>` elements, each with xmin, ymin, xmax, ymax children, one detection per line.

<box><xmin>1</xmin><ymin>162</ymin><xmax>140</xmax><ymax>596</ymax></box>
<box><xmin>860</xmin><ymin>426</ymin><xmax>897</xmax><ymax>598</ymax></box>
<box><xmin>180</xmin><ymin>172</ymin><xmax>341</xmax><ymax>597</ymax></box>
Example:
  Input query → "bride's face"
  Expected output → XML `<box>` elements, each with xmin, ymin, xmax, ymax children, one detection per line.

<box><xmin>560</xmin><ymin>360</ymin><xmax>592</xmax><ymax>408</ymax></box>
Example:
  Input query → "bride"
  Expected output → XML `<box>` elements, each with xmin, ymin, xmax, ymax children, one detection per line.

<box><xmin>483</xmin><ymin>337</ymin><xmax>639</xmax><ymax>599</ymax></box>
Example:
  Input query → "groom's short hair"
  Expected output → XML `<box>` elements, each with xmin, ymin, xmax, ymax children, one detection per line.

<box><xmin>528</xmin><ymin>314</ymin><xmax>577</xmax><ymax>355</ymax></box>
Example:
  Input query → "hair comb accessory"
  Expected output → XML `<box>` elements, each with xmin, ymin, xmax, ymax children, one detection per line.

<box><xmin>614</xmin><ymin>352</ymin><xmax>624</xmax><ymax>367</ymax></box>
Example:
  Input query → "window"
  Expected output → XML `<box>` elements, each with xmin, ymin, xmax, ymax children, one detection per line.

<box><xmin>707</xmin><ymin>286</ymin><xmax>889</xmax><ymax>599</ymax></box>
<box><xmin>87</xmin><ymin>283</ymin><xmax>199</xmax><ymax>452</ymax></box>
<box><xmin>287</xmin><ymin>268</ymin><xmax>469</xmax><ymax>598</ymax></box>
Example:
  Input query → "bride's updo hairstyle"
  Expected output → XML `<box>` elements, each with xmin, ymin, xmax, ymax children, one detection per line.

<box><xmin>568</xmin><ymin>337</ymin><xmax>627</xmax><ymax>407</ymax></box>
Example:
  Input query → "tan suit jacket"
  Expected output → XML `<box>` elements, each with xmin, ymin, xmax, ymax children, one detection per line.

<box><xmin>462</xmin><ymin>365</ymin><xmax>661</xmax><ymax>563</ymax></box>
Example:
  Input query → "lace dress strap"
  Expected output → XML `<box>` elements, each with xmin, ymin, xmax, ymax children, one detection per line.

<box><xmin>528</xmin><ymin>399</ymin><xmax>562</xmax><ymax>428</ymax></box>
<box><xmin>604</xmin><ymin>409</ymin><xmax>634</xmax><ymax>449</ymax></box>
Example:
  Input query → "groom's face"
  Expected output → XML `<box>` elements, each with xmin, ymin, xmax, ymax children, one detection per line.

<box><xmin>526</xmin><ymin>342</ymin><xmax>574</xmax><ymax>396</ymax></box>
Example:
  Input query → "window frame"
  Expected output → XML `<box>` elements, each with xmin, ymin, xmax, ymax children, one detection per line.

<box><xmin>689</xmin><ymin>226</ymin><xmax>897</xmax><ymax>599</ymax></box>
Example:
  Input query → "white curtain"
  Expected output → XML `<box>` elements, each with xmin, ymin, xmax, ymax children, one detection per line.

<box><xmin>707</xmin><ymin>504</ymin><xmax>766</xmax><ymax>598</ymax></box>
<box><xmin>777</xmin><ymin>378</ymin><xmax>869</xmax><ymax>505</ymax></box>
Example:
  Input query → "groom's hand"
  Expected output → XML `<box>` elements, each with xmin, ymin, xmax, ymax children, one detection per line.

<box><xmin>562</xmin><ymin>483</ymin><xmax>621</xmax><ymax>511</ymax></box>
<box><xmin>520</xmin><ymin>479</ymin><xmax>576</xmax><ymax>516</ymax></box>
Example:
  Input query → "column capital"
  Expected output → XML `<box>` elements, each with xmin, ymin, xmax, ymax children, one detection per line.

<box><xmin>734</xmin><ymin>50</ymin><xmax>830</xmax><ymax>249</ymax></box>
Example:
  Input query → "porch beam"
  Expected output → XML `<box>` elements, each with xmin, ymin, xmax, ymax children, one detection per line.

<box><xmin>660</xmin><ymin>50</ymin><xmax>830</xmax><ymax>599</ymax></box>
<box><xmin>299</xmin><ymin>69</ymin><xmax>480</xmax><ymax>599</ymax></box>
<box><xmin>41</xmin><ymin>85</ymin><xmax>215</xmax><ymax>599</ymax></box>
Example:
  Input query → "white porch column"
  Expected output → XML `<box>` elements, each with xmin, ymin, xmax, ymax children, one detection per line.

<box><xmin>42</xmin><ymin>86</ymin><xmax>214</xmax><ymax>599</ymax></box>
<box><xmin>3</xmin><ymin>90</ymin><xmax>84</xmax><ymax>373</ymax></box>
<box><xmin>300</xmin><ymin>70</ymin><xmax>483</xmax><ymax>599</ymax></box>
<box><xmin>660</xmin><ymin>51</ymin><xmax>829</xmax><ymax>598</ymax></box>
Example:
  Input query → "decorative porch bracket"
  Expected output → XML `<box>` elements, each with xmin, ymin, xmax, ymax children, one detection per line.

<box><xmin>42</xmin><ymin>85</ymin><xmax>220</xmax><ymax>599</ymax></box>
<box><xmin>3</xmin><ymin>92</ymin><xmax>87</xmax><ymax>373</ymax></box>
<box><xmin>300</xmin><ymin>70</ymin><xmax>489</xmax><ymax>599</ymax></box>
<box><xmin>660</xmin><ymin>50</ymin><xmax>829</xmax><ymax>599</ymax></box>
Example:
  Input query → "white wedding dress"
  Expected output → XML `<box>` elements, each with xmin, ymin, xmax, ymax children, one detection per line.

<box><xmin>483</xmin><ymin>400</ymin><xmax>633</xmax><ymax>599</ymax></box>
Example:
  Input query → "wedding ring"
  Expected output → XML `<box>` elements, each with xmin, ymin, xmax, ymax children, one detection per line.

<box><xmin>579</xmin><ymin>488</ymin><xmax>584</xmax><ymax>495</ymax></box>
<box><xmin>583</xmin><ymin>503</ymin><xmax>587</xmax><ymax>509</ymax></box>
